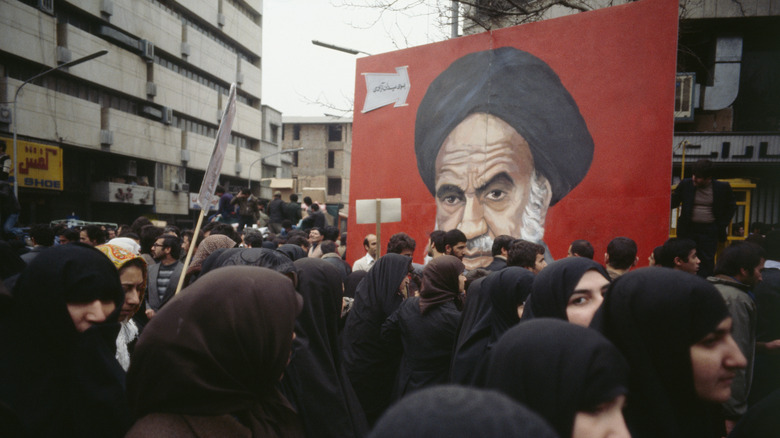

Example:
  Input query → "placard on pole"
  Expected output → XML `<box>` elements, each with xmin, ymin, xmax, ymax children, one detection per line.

<box><xmin>355</xmin><ymin>198</ymin><xmax>402</xmax><ymax>258</ymax></box>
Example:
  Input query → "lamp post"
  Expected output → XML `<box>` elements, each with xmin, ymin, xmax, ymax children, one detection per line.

<box><xmin>312</xmin><ymin>40</ymin><xmax>372</xmax><ymax>56</ymax></box>
<box><xmin>246</xmin><ymin>147</ymin><xmax>304</xmax><ymax>189</ymax></box>
<box><xmin>12</xmin><ymin>49</ymin><xmax>109</xmax><ymax>198</ymax></box>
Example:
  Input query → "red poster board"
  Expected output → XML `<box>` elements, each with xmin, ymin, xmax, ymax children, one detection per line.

<box><xmin>348</xmin><ymin>0</ymin><xmax>678</xmax><ymax>269</ymax></box>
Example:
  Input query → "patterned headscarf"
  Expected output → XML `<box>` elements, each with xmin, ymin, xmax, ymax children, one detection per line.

<box><xmin>96</xmin><ymin>243</ymin><xmax>148</xmax><ymax>319</ymax></box>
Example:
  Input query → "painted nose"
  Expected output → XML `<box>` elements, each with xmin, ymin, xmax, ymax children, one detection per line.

<box><xmin>459</xmin><ymin>195</ymin><xmax>487</xmax><ymax>239</ymax></box>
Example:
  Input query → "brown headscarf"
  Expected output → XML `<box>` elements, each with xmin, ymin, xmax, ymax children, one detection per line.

<box><xmin>127</xmin><ymin>266</ymin><xmax>304</xmax><ymax>437</ymax></box>
<box><xmin>419</xmin><ymin>255</ymin><xmax>465</xmax><ymax>315</ymax></box>
<box><xmin>184</xmin><ymin>234</ymin><xmax>236</xmax><ymax>279</ymax></box>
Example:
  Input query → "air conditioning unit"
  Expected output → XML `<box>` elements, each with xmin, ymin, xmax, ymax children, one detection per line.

<box><xmin>172</xmin><ymin>182</ymin><xmax>181</xmax><ymax>192</ymax></box>
<box><xmin>217</xmin><ymin>13</ymin><xmax>226</xmax><ymax>27</ymax></box>
<box><xmin>181</xmin><ymin>42</ymin><xmax>191</xmax><ymax>57</ymax></box>
<box><xmin>141</xmin><ymin>105</ymin><xmax>163</xmax><ymax>119</ymax></box>
<box><xmin>146</xmin><ymin>82</ymin><xmax>157</xmax><ymax>97</ymax></box>
<box><xmin>139</xmin><ymin>39</ymin><xmax>154</xmax><ymax>61</ymax></box>
<box><xmin>180</xmin><ymin>150</ymin><xmax>191</xmax><ymax>163</ymax></box>
<box><xmin>162</xmin><ymin>106</ymin><xmax>173</xmax><ymax>125</ymax></box>
<box><xmin>216</xmin><ymin>109</ymin><xmax>223</xmax><ymax>123</ymax></box>
<box><xmin>100</xmin><ymin>130</ymin><xmax>114</xmax><ymax>146</ymax></box>
<box><xmin>100</xmin><ymin>0</ymin><xmax>114</xmax><ymax>16</ymax></box>
<box><xmin>236</xmin><ymin>72</ymin><xmax>244</xmax><ymax>85</ymax></box>
<box><xmin>181</xmin><ymin>183</ymin><xmax>190</xmax><ymax>192</ymax></box>
<box><xmin>56</xmin><ymin>46</ymin><xmax>71</xmax><ymax>64</ymax></box>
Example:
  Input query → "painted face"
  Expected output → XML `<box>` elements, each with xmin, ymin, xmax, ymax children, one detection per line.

<box><xmin>533</xmin><ymin>253</ymin><xmax>547</xmax><ymax>274</ymax></box>
<box><xmin>435</xmin><ymin>113</ymin><xmax>536</xmax><ymax>270</ymax></box>
<box><xmin>449</xmin><ymin>241</ymin><xmax>467</xmax><ymax>260</ymax></box>
<box><xmin>571</xmin><ymin>395</ymin><xmax>630</xmax><ymax>438</ymax></box>
<box><xmin>690</xmin><ymin>317</ymin><xmax>747</xmax><ymax>403</ymax></box>
<box><xmin>67</xmin><ymin>300</ymin><xmax>116</xmax><ymax>332</ymax></box>
<box><xmin>118</xmin><ymin>265</ymin><xmax>144</xmax><ymax>321</ymax></box>
<box><xmin>566</xmin><ymin>270</ymin><xmax>609</xmax><ymax>327</ymax></box>
<box><xmin>677</xmin><ymin>249</ymin><xmax>700</xmax><ymax>274</ymax></box>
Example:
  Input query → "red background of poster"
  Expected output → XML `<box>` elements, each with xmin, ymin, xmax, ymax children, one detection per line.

<box><xmin>347</xmin><ymin>0</ymin><xmax>678</xmax><ymax>266</ymax></box>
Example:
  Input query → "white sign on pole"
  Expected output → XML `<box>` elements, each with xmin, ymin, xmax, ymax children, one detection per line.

<box><xmin>355</xmin><ymin>198</ymin><xmax>402</xmax><ymax>224</ymax></box>
<box><xmin>196</xmin><ymin>83</ymin><xmax>237</xmax><ymax>211</ymax></box>
<box><xmin>361</xmin><ymin>66</ymin><xmax>410</xmax><ymax>113</ymax></box>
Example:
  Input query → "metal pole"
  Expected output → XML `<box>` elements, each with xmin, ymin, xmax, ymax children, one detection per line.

<box><xmin>375</xmin><ymin>199</ymin><xmax>382</xmax><ymax>259</ymax></box>
<box><xmin>451</xmin><ymin>1</ymin><xmax>459</xmax><ymax>38</ymax></box>
<box><xmin>312</xmin><ymin>40</ymin><xmax>372</xmax><ymax>56</ymax></box>
<box><xmin>12</xmin><ymin>50</ymin><xmax>108</xmax><ymax>198</ymax></box>
<box><xmin>246</xmin><ymin>148</ymin><xmax>303</xmax><ymax>189</ymax></box>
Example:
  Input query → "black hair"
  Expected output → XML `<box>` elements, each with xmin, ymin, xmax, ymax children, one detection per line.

<box><xmin>444</xmin><ymin>229</ymin><xmax>468</xmax><ymax>249</ymax></box>
<box><xmin>322</xmin><ymin>225</ymin><xmax>340</xmax><ymax>241</ymax></box>
<box><xmin>30</xmin><ymin>224</ymin><xmax>55</xmax><ymax>247</ymax></box>
<box><xmin>160</xmin><ymin>235</ymin><xmax>182</xmax><ymax>260</ymax></box>
<box><xmin>606</xmin><ymin>237</ymin><xmax>637</xmax><ymax>270</ymax></box>
<box><xmin>164</xmin><ymin>225</ymin><xmax>181</xmax><ymax>237</ymax></box>
<box><xmin>310</xmin><ymin>203</ymin><xmax>320</xmax><ymax>212</ymax></box>
<box><xmin>569</xmin><ymin>239</ymin><xmax>594</xmax><ymax>259</ymax></box>
<box><xmin>714</xmin><ymin>242</ymin><xmax>764</xmax><ymax>277</ymax></box>
<box><xmin>287</xmin><ymin>234</ymin><xmax>310</xmax><ymax>250</ymax></box>
<box><xmin>244</xmin><ymin>232</ymin><xmax>265</xmax><ymax>248</ymax></box>
<box><xmin>215</xmin><ymin>185</ymin><xmax>226</xmax><ymax>195</ymax></box>
<box><xmin>303</xmin><ymin>196</ymin><xmax>313</xmax><ymax>206</ymax></box>
<box><xmin>491</xmin><ymin>235</ymin><xmax>514</xmax><ymax>257</ymax></box>
<box><xmin>60</xmin><ymin>228</ymin><xmax>80</xmax><ymax>243</ymax></box>
<box><xmin>140</xmin><ymin>225</ymin><xmax>164</xmax><ymax>255</ymax></box>
<box><xmin>652</xmin><ymin>245</ymin><xmax>663</xmax><ymax>264</ymax></box>
<box><xmin>83</xmin><ymin>225</ymin><xmax>107</xmax><ymax>245</ymax></box>
<box><xmin>691</xmin><ymin>159</ymin><xmax>714</xmax><ymax>179</ymax></box>
<box><xmin>659</xmin><ymin>238</ymin><xmax>697</xmax><ymax>267</ymax></box>
<box><xmin>240</xmin><ymin>187</ymin><xmax>251</xmax><ymax>195</ymax></box>
<box><xmin>289</xmin><ymin>193</ymin><xmax>298</xmax><ymax>202</ymax></box>
<box><xmin>387</xmin><ymin>232</ymin><xmax>416</xmax><ymax>254</ymax></box>
<box><xmin>207</xmin><ymin>223</ymin><xmax>241</xmax><ymax>244</ymax></box>
<box><xmin>130</xmin><ymin>216</ymin><xmax>153</xmax><ymax>235</ymax></box>
<box><xmin>281</xmin><ymin>219</ymin><xmax>292</xmax><ymax>229</ymax></box>
<box><xmin>429</xmin><ymin>230</ymin><xmax>446</xmax><ymax>254</ymax></box>
<box><xmin>320</xmin><ymin>240</ymin><xmax>338</xmax><ymax>255</ymax></box>
<box><xmin>507</xmin><ymin>240</ymin><xmax>544</xmax><ymax>268</ymax></box>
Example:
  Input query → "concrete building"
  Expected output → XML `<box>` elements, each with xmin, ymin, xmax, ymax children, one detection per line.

<box><xmin>282</xmin><ymin>116</ymin><xmax>352</xmax><ymax>226</ymax></box>
<box><xmin>0</xmin><ymin>0</ymin><xmax>289</xmax><ymax>227</ymax></box>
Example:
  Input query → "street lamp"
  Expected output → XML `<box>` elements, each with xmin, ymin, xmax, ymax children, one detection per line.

<box><xmin>12</xmin><ymin>49</ymin><xmax>109</xmax><ymax>197</ymax></box>
<box><xmin>246</xmin><ymin>147</ymin><xmax>304</xmax><ymax>188</ymax></box>
<box><xmin>312</xmin><ymin>40</ymin><xmax>372</xmax><ymax>56</ymax></box>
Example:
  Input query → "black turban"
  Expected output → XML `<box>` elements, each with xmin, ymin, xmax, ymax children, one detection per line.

<box><xmin>415</xmin><ymin>47</ymin><xmax>594</xmax><ymax>206</ymax></box>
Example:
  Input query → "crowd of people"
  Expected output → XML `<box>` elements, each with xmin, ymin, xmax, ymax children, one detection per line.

<box><xmin>1</xmin><ymin>193</ymin><xmax>779</xmax><ymax>437</ymax></box>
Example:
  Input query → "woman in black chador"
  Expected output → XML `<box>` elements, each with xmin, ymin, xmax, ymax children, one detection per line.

<box><xmin>0</xmin><ymin>244</ymin><xmax>130</xmax><ymax>438</ymax></box>
<box><xmin>485</xmin><ymin>318</ymin><xmax>630</xmax><ymax>438</ymax></box>
<box><xmin>591</xmin><ymin>268</ymin><xmax>747</xmax><ymax>438</ymax></box>
<box><xmin>341</xmin><ymin>253</ymin><xmax>411</xmax><ymax>425</ymax></box>
<box><xmin>381</xmin><ymin>255</ymin><xmax>465</xmax><ymax>399</ymax></box>
<box><xmin>281</xmin><ymin>258</ymin><xmax>369</xmax><ymax>438</ymax></box>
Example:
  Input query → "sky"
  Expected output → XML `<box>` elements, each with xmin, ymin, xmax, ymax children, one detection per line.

<box><xmin>262</xmin><ymin>0</ymin><xmax>452</xmax><ymax>117</ymax></box>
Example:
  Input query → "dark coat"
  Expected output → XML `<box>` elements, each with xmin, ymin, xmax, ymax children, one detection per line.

<box><xmin>145</xmin><ymin>261</ymin><xmax>184</xmax><ymax>312</ymax></box>
<box><xmin>485</xmin><ymin>256</ymin><xmax>507</xmax><ymax>271</ymax></box>
<box><xmin>672</xmin><ymin>178</ymin><xmax>736</xmax><ymax>241</ymax></box>
<box><xmin>750</xmin><ymin>267</ymin><xmax>780</xmax><ymax>405</ymax></box>
<box><xmin>284</xmin><ymin>201</ymin><xmax>302</xmax><ymax>223</ymax></box>
<box><xmin>267</xmin><ymin>197</ymin><xmax>286</xmax><ymax>223</ymax></box>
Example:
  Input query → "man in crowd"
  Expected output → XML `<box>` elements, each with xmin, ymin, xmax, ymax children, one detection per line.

<box><xmin>507</xmin><ymin>239</ymin><xmax>547</xmax><ymax>274</ymax></box>
<box><xmin>146</xmin><ymin>234</ymin><xmax>183</xmax><ymax>319</ymax></box>
<box><xmin>659</xmin><ymin>237</ymin><xmax>700</xmax><ymax>275</ymax></box>
<box><xmin>321</xmin><ymin>240</ymin><xmax>349</xmax><ymax>281</ymax></box>
<box><xmin>79</xmin><ymin>225</ymin><xmax>106</xmax><ymax>247</ymax></box>
<box><xmin>308</xmin><ymin>227</ymin><xmax>324</xmax><ymax>258</ymax></box>
<box><xmin>20</xmin><ymin>224</ymin><xmax>54</xmax><ymax>264</ymax></box>
<box><xmin>230</xmin><ymin>188</ymin><xmax>259</xmax><ymax>233</ymax></box>
<box><xmin>414</xmin><ymin>48</ymin><xmax>595</xmax><ymax>270</ymax></box>
<box><xmin>486</xmin><ymin>235</ymin><xmax>514</xmax><ymax>271</ymax></box>
<box><xmin>672</xmin><ymin>159</ymin><xmax>736</xmax><ymax>277</ymax></box>
<box><xmin>567</xmin><ymin>239</ymin><xmax>594</xmax><ymax>259</ymax></box>
<box><xmin>353</xmin><ymin>234</ymin><xmax>378</xmax><ymax>272</ymax></box>
<box><xmin>751</xmin><ymin>230</ymin><xmax>780</xmax><ymax>405</ymax></box>
<box><xmin>284</xmin><ymin>193</ymin><xmax>302</xmax><ymax>226</ymax></box>
<box><xmin>57</xmin><ymin>227</ymin><xmax>80</xmax><ymax>245</ymax></box>
<box><xmin>215</xmin><ymin>186</ymin><xmax>237</xmax><ymax>224</ymax></box>
<box><xmin>387</xmin><ymin>232</ymin><xmax>416</xmax><ymax>257</ymax></box>
<box><xmin>708</xmin><ymin>242</ymin><xmax>764</xmax><ymax>429</ymax></box>
<box><xmin>604</xmin><ymin>237</ymin><xmax>638</xmax><ymax>280</ymax></box>
<box><xmin>266</xmin><ymin>191</ymin><xmax>286</xmax><ymax>233</ymax></box>
<box><xmin>443</xmin><ymin>229</ymin><xmax>468</xmax><ymax>261</ymax></box>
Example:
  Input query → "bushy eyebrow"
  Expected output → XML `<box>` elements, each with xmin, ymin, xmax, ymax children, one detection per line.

<box><xmin>435</xmin><ymin>172</ymin><xmax>514</xmax><ymax>199</ymax></box>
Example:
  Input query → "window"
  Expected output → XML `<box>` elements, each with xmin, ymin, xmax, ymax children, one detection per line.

<box><xmin>292</xmin><ymin>151</ymin><xmax>299</xmax><ymax>167</ymax></box>
<box><xmin>327</xmin><ymin>151</ymin><xmax>335</xmax><ymax>169</ymax></box>
<box><xmin>293</xmin><ymin>124</ymin><xmax>301</xmax><ymax>140</ymax></box>
<box><xmin>270</xmin><ymin>124</ymin><xmax>279</xmax><ymax>143</ymax></box>
<box><xmin>328</xmin><ymin>178</ymin><xmax>341</xmax><ymax>196</ymax></box>
<box><xmin>328</xmin><ymin>124</ymin><xmax>342</xmax><ymax>142</ymax></box>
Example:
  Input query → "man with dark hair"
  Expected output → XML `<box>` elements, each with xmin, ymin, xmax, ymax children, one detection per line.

<box><xmin>604</xmin><ymin>237</ymin><xmax>638</xmax><ymax>280</ymax></box>
<box><xmin>205</xmin><ymin>222</ymin><xmax>241</xmax><ymax>245</ymax></box>
<box><xmin>215</xmin><ymin>186</ymin><xmax>237</xmax><ymax>224</ymax></box>
<box><xmin>353</xmin><ymin>234</ymin><xmax>378</xmax><ymax>272</ymax></box>
<box><xmin>287</xmin><ymin>233</ymin><xmax>310</xmax><ymax>252</ymax></box>
<box><xmin>751</xmin><ymin>230</ymin><xmax>780</xmax><ymax>405</ymax></box>
<box><xmin>58</xmin><ymin>228</ymin><xmax>80</xmax><ymax>245</ymax></box>
<box><xmin>444</xmin><ymin>229</ymin><xmax>468</xmax><ymax>261</ymax></box>
<box><xmin>387</xmin><ymin>232</ymin><xmax>416</xmax><ymax>257</ymax></box>
<box><xmin>180</xmin><ymin>230</ymin><xmax>194</xmax><ymax>257</ymax></box>
<box><xmin>321</xmin><ymin>240</ymin><xmax>349</xmax><ymax>280</ymax></box>
<box><xmin>428</xmin><ymin>230</ymin><xmax>446</xmax><ymax>260</ymax></box>
<box><xmin>308</xmin><ymin>227</ymin><xmax>324</xmax><ymax>258</ymax></box>
<box><xmin>659</xmin><ymin>237</ymin><xmax>700</xmax><ymax>274</ymax></box>
<box><xmin>146</xmin><ymin>234</ymin><xmax>184</xmax><ymax>319</ymax></box>
<box><xmin>20</xmin><ymin>224</ymin><xmax>54</xmax><ymax>264</ymax></box>
<box><xmin>230</xmin><ymin>188</ymin><xmax>259</xmax><ymax>233</ymax></box>
<box><xmin>486</xmin><ymin>235</ymin><xmax>514</xmax><ymax>271</ymax></box>
<box><xmin>163</xmin><ymin>225</ymin><xmax>181</xmax><ymax>237</ymax></box>
<box><xmin>672</xmin><ymin>158</ymin><xmax>736</xmax><ymax>278</ymax></box>
<box><xmin>415</xmin><ymin>47</ymin><xmax>594</xmax><ymax>270</ymax></box>
<box><xmin>567</xmin><ymin>239</ymin><xmax>594</xmax><ymax>259</ymax></box>
<box><xmin>284</xmin><ymin>193</ymin><xmax>302</xmax><ymax>225</ymax></box>
<box><xmin>266</xmin><ymin>190</ymin><xmax>286</xmax><ymax>233</ymax></box>
<box><xmin>79</xmin><ymin>225</ymin><xmax>106</xmax><ymax>247</ymax></box>
<box><xmin>308</xmin><ymin>203</ymin><xmax>327</xmax><ymax>229</ymax></box>
<box><xmin>507</xmin><ymin>240</ymin><xmax>546</xmax><ymax>274</ymax></box>
<box><xmin>243</xmin><ymin>231</ymin><xmax>264</xmax><ymax>248</ymax></box>
<box><xmin>708</xmin><ymin>242</ymin><xmax>765</xmax><ymax>426</ymax></box>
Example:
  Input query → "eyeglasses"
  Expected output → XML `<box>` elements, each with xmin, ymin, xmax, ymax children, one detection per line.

<box><xmin>152</xmin><ymin>243</ymin><xmax>163</xmax><ymax>248</ymax></box>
